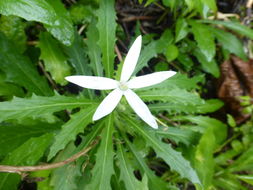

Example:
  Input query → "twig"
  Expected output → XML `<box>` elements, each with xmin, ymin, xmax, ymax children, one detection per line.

<box><xmin>0</xmin><ymin>139</ymin><xmax>99</xmax><ymax>173</ymax></box>
<box><xmin>121</xmin><ymin>16</ymin><xmax>155</xmax><ymax>22</ymax></box>
<box><xmin>78</xmin><ymin>25</ymin><xmax>86</xmax><ymax>35</ymax></box>
<box><xmin>115</xmin><ymin>44</ymin><xmax>123</xmax><ymax>62</ymax></box>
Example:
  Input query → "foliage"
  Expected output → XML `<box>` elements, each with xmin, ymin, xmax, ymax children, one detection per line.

<box><xmin>0</xmin><ymin>0</ymin><xmax>252</xmax><ymax>190</ymax></box>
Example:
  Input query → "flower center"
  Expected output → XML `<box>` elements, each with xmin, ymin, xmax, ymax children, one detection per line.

<box><xmin>118</xmin><ymin>81</ymin><xmax>129</xmax><ymax>91</ymax></box>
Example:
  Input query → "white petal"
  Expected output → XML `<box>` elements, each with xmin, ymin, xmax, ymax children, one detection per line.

<box><xmin>93</xmin><ymin>89</ymin><xmax>123</xmax><ymax>121</ymax></box>
<box><xmin>128</xmin><ymin>71</ymin><xmax>176</xmax><ymax>89</ymax></box>
<box><xmin>120</xmin><ymin>35</ymin><xmax>142</xmax><ymax>82</ymax></box>
<box><xmin>65</xmin><ymin>76</ymin><xmax>118</xmax><ymax>90</ymax></box>
<box><xmin>124</xmin><ymin>89</ymin><xmax>158</xmax><ymax>129</ymax></box>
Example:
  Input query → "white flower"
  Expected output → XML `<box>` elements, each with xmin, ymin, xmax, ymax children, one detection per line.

<box><xmin>65</xmin><ymin>36</ymin><xmax>176</xmax><ymax>129</ymax></box>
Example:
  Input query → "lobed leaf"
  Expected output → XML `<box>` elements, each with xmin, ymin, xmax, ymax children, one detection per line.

<box><xmin>0</xmin><ymin>94</ymin><xmax>96</xmax><ymax>122</ymax></box>
<box><xmin>124</xmin><ymin>115</ymin><xmax>201</xmax><ymax>185</ymax></box>
<box><xmin>87</xmin><ymin>115</ymin><xmax>115</xmax><ymax>190</ymax></box>
<box><xmin>96</xmin><ymin>0</ymin><xmax>116</xmax><ymax>78</ymax></box>
<box><xmin>48</xmin><ymin>105</ymin><xmax>97</xmax><ymax>160</ymax></box>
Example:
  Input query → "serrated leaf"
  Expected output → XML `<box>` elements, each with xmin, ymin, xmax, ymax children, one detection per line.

<box><xmin>195</xmin><ymin>126</ymin><xmax>215</xmax><ymax>189</ymax></box>
<box><xmin>210</xmin><ymin>27</ymin><xmax>247</xmax><ymax>60</ymax></box>
<box><xmin>64</xmin><ymin>32</ymin><xmax>91</xmax><ymax>76</ymax></box>
<box><xmin>0</xmin><ymin>134</ymin><xmax>53</xmax><ymax>190</ymax></box>
<box><xmin>200</xmin><ymin>20</ymin><xmax>253</xmax><ymax>40</ymax></box>
<box><xmin>181</xmin><ymin>116</ymin><xmax>227</xmax><ymax>144</ymax></box>
<box><xmin>0</xmin><ymin>122</ymin><xmax>59</xmax><ymax>157</ymax></box>
<box><xmin>156</xmin><ymin>127</ymin><xmax>200</xmax><ymax>145</ymax></box>
<box><xmin>87</xmin><ymin>114</ymin><xmax>115</xmax><ymax>190</ymax></box>
<box><xmin>86</xmin><ymin>19</ymin><xmax>103</xmax><ymax>76</ymax></box>
<box><xmin>48</xmin><ymin>105</ymin><xmax>97</xmax><ymax>160</ymax></box>
<box><xmin>0</xmin><ymin>32</ymin><xmax>53</xmax><ymax>96</ymax></box>
<box><xmin>138</xmin><ymin>88</ymin><xmax>204</xmax><ymax>105</ymax></box>
<box><xmin>149</xmin><ymin>99</ymin><xmax>223</xmax><ymax>114</ymax></box>
<box><xmin>39</xmin><ymin>32</ymin><xmax>71</xmax><ymax>85</ymax></box>
<box><xmin>0</xmin><ymin>94</ymin><xmax>96</xmax><ymax>122</ymax></box>
<box><xmin>125</xmin><ymin>138</ymin><xmax>168</xmax><ymax>190</ymax></box>
<box><xmin>0</xmin><ymin>15</ymin><xmax>26</xmax><ymax>53</ymax></box>
<box><xmin>190</xmin><ymin>21</ymin><xmax>215</xmax><ymax>62</ymax></box>
<box><xmin>124</xmin><ymin>115</ymin><xmax>201</xmax><ymax>185</ymax></box>
<box><xmin>194</xmin><ymin>48</ymin><xmax>220</xmax><ymax>77</ymax></box>
<box><xmin>0</xmin><ymin>0</ymin><xmax>74</xmax><ymax>45</ymax></box>
<box><xmin>97</xmin><ymin>0</ymin><xmax>116</xmax><ymax>78</ymax></box>
<box><xmin>117</xmin><ymin>142</ymin><xmax>143</xmax><ymax>190</ymax></box>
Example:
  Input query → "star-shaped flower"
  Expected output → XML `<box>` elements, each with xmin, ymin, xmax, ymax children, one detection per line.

<box><xmin>65</xmin><ymin>36</ymin><xmax>176</xmax><ymax>129</ymax></box>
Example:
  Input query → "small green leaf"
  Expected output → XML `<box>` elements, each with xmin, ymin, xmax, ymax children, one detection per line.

<box><xmin>124</xmin><ymin>115</ymin><xmax>201</xmax><ymax>185</ymax></box>
<box><xmin>175</xmin><ymin>18</ymin><xmax>189</xmax><ymax>42</ymax></box>
<box><xmin>194</xmin><ymin>48</ymin><xmax>220</xmax><ymax>77</ymax></box>
<box><xmin>227</xmin><ymin>114</ymin><xmax>236</xmax><ymax>127</ymax></box>
<box><xmin>190</xmin><ymin>20</ymin><xmax>216</xmax><ymax>62</ymax></box>
<box><xmin>87</xmin><ymin>115</ymin><xmax>115</xmax><ymax>190</ymax></box>
<box><xmin>97</xmin><ymin>0</ymin><xmax>116</xmax><ymax>78</ymax></box>
<box><xmin>0</xmin><ymin>134</ymin><xmax>53</xmax><ymax>190</ymax></box>
<box><xmin>0</xmin><ymin>94</ymin><xmax>96</xmax><ymax>122</ymax></box>
<box><xmin>39</xmin><ymin>32</ymin><xmax>71</xmax><ymax>85</ymax></box>
<box><xmin>165</xmin><ymin>44</ymin><xmax>179</xmax><ymax>61</ymax></box>
<box><xmin>48</xmin><ymin>105</ymin><xmax>97</xmax><ymax>160</ymax></box>
<box><xmin>210</xmin><ymin>27</ymin><xmax>247</xmax><ymax>60</ymax></box>
<box><xmin>236</xmin><ymin>175</ymin><xmax>253</xmax><ymax>185</ymax></box>
<box><xmin>0</xmin><ymin>32</ymin><xmax>53</xmax><ymax>96</ymax></box>
<box><xmin>200</xmin><ymin>20</ymin><xmax>253</xmax><ymax>40</ymax></box>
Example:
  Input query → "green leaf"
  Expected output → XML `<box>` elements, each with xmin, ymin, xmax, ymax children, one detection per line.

<box><xmin>64</xmin><ymin>32</ymin><xmax>91</xmax><ymax>75</ymax></box>
<box><xmin>86</xmin><ymin>19</ymin><xmax>103</xmax><ymax>76</ymax></box>
<box><xmin>0</xmin><ymin>133</ymin><xmax>53</xmax><ymax>190</ymax></box>
<box><xmin>39</xmin><ymin>32</ymin><xmax>71</xmax><ymax>85</ymax></box>
<box><xmin>156</xmin><ymin>127</ymin><xmax>200</xmax><ymax>145</ymax></box>
<box><xmin>149</xmin><ymin>99</ymin><xmax>223</xmax><ymax>114</ymax></box>
<box><xmin>87</xmin><ymin>115</ymin><xmax>115</xmax><ymax>190</ymax></box>
<box><xmin>175</xmin><ymin>18</ymin><xmax>189</xmax><ymax>42</ymax></box>
<box><xmin>0</xmin><ymin>32</ymin><xmax>53</xmax><ymax>96</ymax></box>
<box><xmin>200</xmin><ymin>20</ymin><xmax>253</xmax><ymax>40</ymax></box>
<box><xmin>200</xmin><ymin>0</ymin><xmax>217</xmax><ymax>12</ymax></box>
<box><xmin>138</xmin><ymin>88</ymin><xmax>204</xmax><ymax>105</ymax></box>
<box><xmin>0</xmin><ymin>94</ymin><xmax>96</xmax><ymax>122</ymax></box>
<box><xmin>48</xmin><ymin>105</ymin><xmax>97</xmax><ymax>160</ymax></box>
<box><xmin>193</xmin><ymin>48</ymin><xmax>220</xmax><ymax>77</ymax></box>
<box><xmin>0</xmin><ymin>0</ymin><xmax>74</xmax><ymax>45</ymax></box>
<box><xmin>210</xmin><ymin>27</ymin><xmax>247</xmax><ymax>60</ymax></box>
<box><xmin>180</xmin><ymin>116</ymin><xmax>227</xmax><ymax>144</ymax></box>
<box><xmin>236</xmin><ymin>175</ymin><xmax>253</xmax><ymax>185</ymax></box>
<box><xmin>190</xmin><ymin>21</ymin><xmax>216</xmax><ymax>62</ymax></box>
<box><xmin>50</xmin><ymin>143</ymin><xmax>82</xmax><ymax>190</ymax></box>
<box><xmin>97</xmin><ymin>0</ymin><xmax>116</xmax><ymax>78</ymax></box>
<box><xmin>0</xmin><ymin>122</ymin><xmax>59</xmax><ymax>157</ymax></box>
<box><xmin>0</xmin><ymin>15</ymin><xmax>27</xmax><ymax>53</ymax></box>
<box><xmin>117</xmin><ymin>140</ymin><xmax>143</xmax><ymax>190</ymax></box>
<box><xmin>195</xmin><ymin>127</ymin><xmax>215</xmax><ymax>189</ymax></box>
<box><xmin>165</xmin><ymin>44</ymin><xmax>179</xmax><ymax>61</ymax></box>
<box><xmin>44</xmin><ymin>0</ymin><xmax>74</xmax><ymax>46</ymax></box>
<box><xmin>125</xmin><ymin>138</ymin><xmax>168</xmax><ymax>190</ymax></box>
<box><xmin>124</xmin><ymin>115</ymin><xmax>201</xmax><ymax>185</ymax></box>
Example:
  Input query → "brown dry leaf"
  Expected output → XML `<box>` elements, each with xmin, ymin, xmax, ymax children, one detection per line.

<box><xmin>217</xmin><ymin>56</ymin><xmax>253</xmax><ymax>123</ymax></box>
